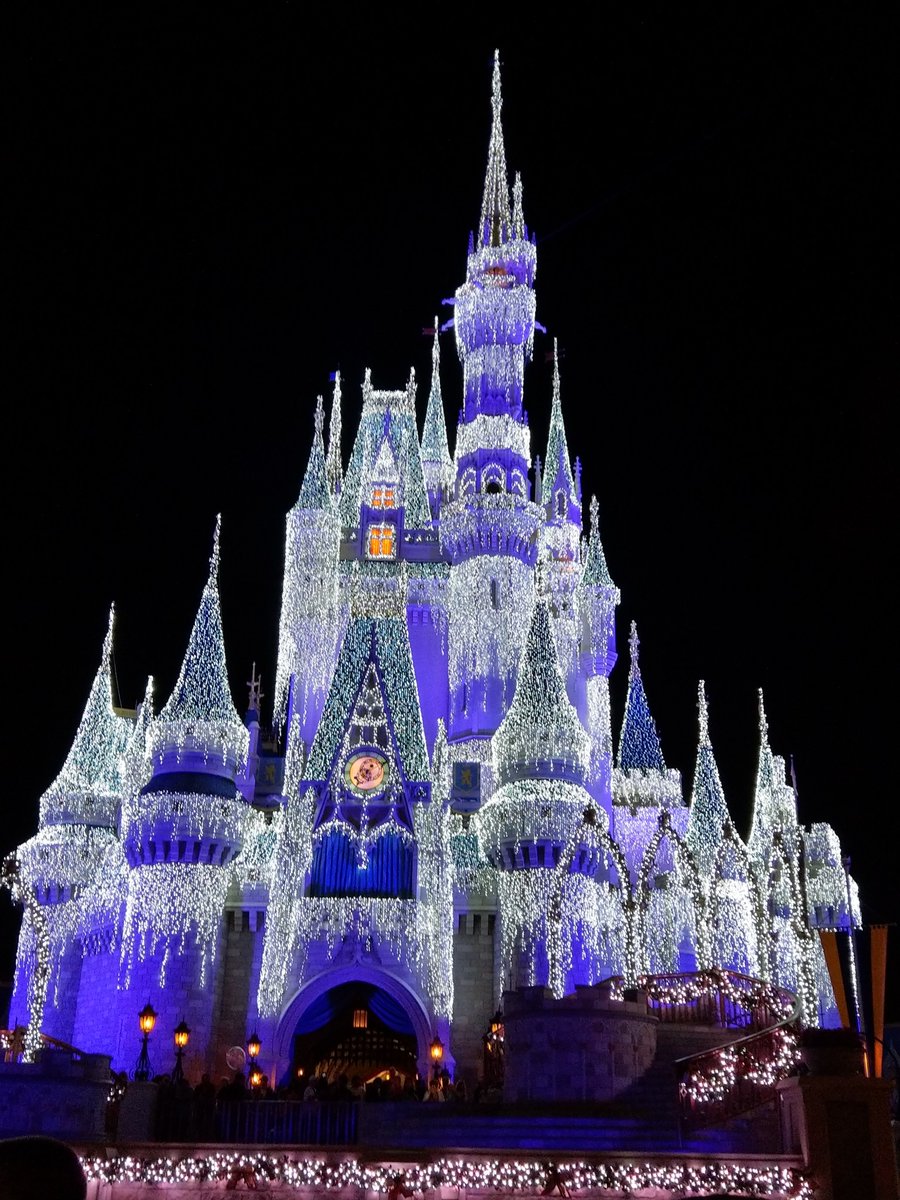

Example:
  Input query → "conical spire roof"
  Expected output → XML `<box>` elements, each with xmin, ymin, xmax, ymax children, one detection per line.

<box><xmin>685</xmin><ymin>680</ymin><xmax>732</xmax><ymax>877</ymax></box>
<box><xmin>478</xmin><ymin>49</ymin><xmax>512</xmax><ymax>248</ymax></box>
<box><xmin>156</xmin><ymin>517</ymin><xmax>247</xmax><ymax>770</ymax></box>
<box><xmin>421</xmin><ymin>319</ymin><xmax>453</xmax><ymax>478</ymax></box>
<box><xmin>325</xmin><ymin>372</ymin><xmax>343</xmax><ymax>496</ymax></box>
<box><xmin>582</xmin><ymin>496</ymin><xmax>615</xmax><ymax>587</ymax></box>
<box><xmin>541</xmin><ymin>341</ymin><xmax>577</xmax><ymax>508</ymax></box>
<box><xmin>493</xmin><ymin>589</ymin><xmax>589</xmax><ymax>784</ymax></box>
<box><xmin>295</xmin><ymin>395</ymin><xmax>333</xmax><ymax>511</ymax></box>
<box><xmin>39</xmin><ymin>604</ymin><xmax>131</xmax><ymax>828</ymax></box>
<box><xmin>617</xmin><ymin>622</ymin><xmax>665</xmax><ymax>771</ymax></box>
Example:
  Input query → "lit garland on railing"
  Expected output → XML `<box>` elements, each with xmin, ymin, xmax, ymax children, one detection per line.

<box><xmin>679</xmin><ymin>1025</ymin><xmax>801</xmax><ymax>1106</ymax></box>
<box><xmin>76</xmin><ymin>1151</ymin><xmax>814</xmax><ymax>1197</ymax></box>
<box><xmin>120</xmin><ymin>790</ymin><xmax>249</xmax><ymax>855</ymax></box>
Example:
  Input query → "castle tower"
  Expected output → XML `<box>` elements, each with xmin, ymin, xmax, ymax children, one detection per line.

<box><xmin>13</xmin><ymin>605</ymin><xmax>131</xmax><ymax>1044</ymax></box>
<box><xmin>578</xmin><ymin>498</ymin><xmax>622</xmax><ymax>818</ymax></box>
<box><xmin>259</xmin><ymin>569</ymin><xmax>452</xmax><ymax>1081</ymax></box>
<box><xmin>611</xmin><ymin>621</ymin><xmax>683</xmax><ymax>881</ymax></box>
<box><xmin>116</xmin><ymin>516</ymin><xmax>251</xmax><ymax>1074</ymax></box>
<box><xmin>274</xmin><ymin>395</ymin><xmax>343</xmax><ymax>745</ymax></box>
<box><xmin>442</xmin><ymin>51</ymin><xmax>543</xmax><ymax>763</ymax></box>
<box><xmin>477</xmin><ymin>578</ymin><xmax>611</xmax><ymax>995</ymax></box>
<box><xmin>420</xmin><ymin>321</ymin><xmax>454</xmax><ymax>519</ymax></box>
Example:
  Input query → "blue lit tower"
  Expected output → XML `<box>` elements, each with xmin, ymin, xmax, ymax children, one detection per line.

<box><xmin>442</xmin><ymin>51</ymin><xmax>544</xmax><ymax>774</ymax></box>
<box><xmin>13</xmin><ymin>606</ymin><xmax>131</xmax><ymax>1045</ymax></box>
<box><xmin>116</xmin><ymin>517</ymin><xmax>251</xmax><ymax>1071</ymax></box>
<box><xmin>477</xmin><ymin>580</ymin><xmax>611</xmax><ymax>995</ymax></box>
<box><xmin>612</xmin><ymin>622</ymin><xmax>684</xmax><ymax>882</ymax></box>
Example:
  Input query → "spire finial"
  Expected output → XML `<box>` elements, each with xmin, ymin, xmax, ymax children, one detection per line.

<box><xmin>698</xmin><ymin>679</ymin><xmax>710</xmax><ymax>745</ymax></box>
<box><xmin>758</xmin><ymin>687</ymin><xmax>769</xmax><ymax>738</ymax></box>
<box><xmin>590</xmin><ymin>494</ymin><xmax>599</xmax><ymax>538</ymax></box>
<box><xmin>247</xmin><ymin>663</ymin><xmax>263</xmax><ymax>714</ymax></box>
<box><xmin>479</xmin><ymin>48</ymin><xmax>511</xmax><ymax>248</ymax></box>
<box><xmin>326</xmin><ymin>371</ymin><xmax>343</xmax><ymax>495</ymax></box>
<box><xmin>432</xmin><ymin>316</ymin><xmax>440</xmax><ymax>365</ymax></box>
<box><xmin>210</xmin><ymin>513</ymin><xmax>222</xmax><ymax>581</ymax></box>
<box><xmin>552</xmin><ymin>338</ymin><xmax>561</xmax><ymax>402</ymax></box>
<box><xmin>629</xmin><ymin>620</ymin><xmax>640</xmax><ymax>676</ymax></box>
<box><xmin>102</xmin><ymin>602</ymin><xmax>116</xmax><ymax>670</ymax></box>
<box><xmin>314</xmin><ymin>394</ymin><xmax>325</xmax><ymax>440</ymax></box>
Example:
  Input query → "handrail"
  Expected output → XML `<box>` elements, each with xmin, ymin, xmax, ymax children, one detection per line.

<box><xmin>1</xmin><ymin>1027</ymin><xmax>90</xmax><ymax>1063</ymax></box>
<box><xmin>606</xmin><ymin>970</ymin><xmax>801</xmax><ymax>1132</ymax></box>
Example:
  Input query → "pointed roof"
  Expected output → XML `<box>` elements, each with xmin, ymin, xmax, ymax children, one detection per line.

<box><xmin>295</xmin><ymin>395</ymin><xmax>333</xmax><ymax>511</ymax></box>
<box><xmin>493</xmin><ymin>594</ymin><xmax>590</xmax><ymax>784</ymax></box>
<box><xmin>421</xmin><ymin>320</ymin><xmax>453</xmax><ymax>481</ymax></box>
<box><xmin>541</xmin><ymin>341</ymin><xmax>578</xmax><ymax>508</ymax></box>
<box><xmin>478</xmin><ymin>49</ymin><xmax>512</xmax><ymax>248</ymax></box>
<box><xmin>339</xmin><ymin>369</ymin><xmax>432</xmax><ymax>529</ymax></box>
<box><xmin>325</xmin><ymin>372</ymin><xmax>343</xmax><ymax>495</ymax></box>
<box><xmin>305</xmin><ymin>615</ymin><xmax>429</xmax><ymax>783</ymax></box>
<box><xmin>512</xmin><ymin>171</ymin><xmax>525</xmax><ymax>240</ymax></box>
<box><xmin>749</xmin><ymin>689</ymin><xmax>797</xmax><ymax>857</ymax></box>
<box><xmin>39</xmin><ymin>604</ymin><xmax>131</xmax><ymax>828</ymax></box>
<box><xmin>581</xmin><ymin>496</ymin><xmax>616</xmax><ymax>587</ymax></box>
<box><xmin>685</xmin><ymin>680</ymin><xmax>732</xmax><ymax>877</ymax></box>
<box><xmin>616</xmin><ymin>622</ymin><xmax>665</xmax><ymax>771</ymax></box>
<box><xmin>156</xmin><ymin>518</ymin><xmax>246</xmax><ymax>765</ymax></box>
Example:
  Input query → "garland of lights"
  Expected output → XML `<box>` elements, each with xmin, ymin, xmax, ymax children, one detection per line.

<box><xmin>76</xmin><ymin>1150</ymin><xmax>814</xmax><ymax>1197</ymax></box>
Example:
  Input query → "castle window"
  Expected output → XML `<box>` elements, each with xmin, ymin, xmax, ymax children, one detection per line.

<box><xmin>510</xmin><ymin>469</ymin><xmax>526</xmax><ymax>497</ymax></box>
<box><xmin>482</xmin><ymin>463</ymin><xmax>505</xmax><ymax>493</ymax></box>
<box><xmin>353</xmin><ymin>1008</ymin><xmax>368</xmax><ymax>1029</ymax></box>
<box><xmin>490</xmin><ymin>579</ymin><xmax>499</xmax><ymax>609</ymax></box>
<box><xmin>555</xmin><ymin>490</ymin><xmax>567</xmax><ymax>518</ymax></box>
<box><xmin>371</xmin><ymin>485</ymin><xmax>396</xmax><ymax>509</ymax></box>
<box><xmin>367</xmin><ymin>524</ymin><xmax>396</xmax><ymax>559</ymax></box>
<box><xmin>460</xmin><ymin>467</ymin><xmax>476</xmax><ymax>498</ymax></box>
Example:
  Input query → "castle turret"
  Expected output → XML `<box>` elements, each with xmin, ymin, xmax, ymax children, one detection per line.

<box><xmin>420</xmin><ymin>321</ymin><xmax>454</xmax><ymax>518</ymax></box>
<box><xmin>684</xmin><ymin>680</ymin><xmax>731</xmax><ymax>879</ymax></box>
<box><xmin>117</xmin><ymin>517</ymin><xmax>251</xmax><ymax>1071</ymax></box>
<box><xmin>611</xmin><ymin>623</ymin><xmax>684</xmax><ymax>880</ymax></box>
<box><xmin>325</xmin><ymin>371</ymin><xmax>343</xmax><ymax>498</ymax></box>
<box><xmin>274</xmin><ymin>396</ymin><xmax>343</xmax><ymax>743</ymax></box>
<box><xmin>477</xmin><ymin>579</ymin><xmax>610</xmax><ymax>992</ymax></box>
<box><xmin>442</xmin><ymin>52</ymin><xmax>543</xmax><ymax>759</ymax></box>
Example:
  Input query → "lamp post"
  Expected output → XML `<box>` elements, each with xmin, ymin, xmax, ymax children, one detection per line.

<box><xmin>172</xmin><ymin>1018</ymin><xmax>190</xmax><ymax>1084</ymax></box>
<box><xmin>429</xmin><ymin>1034</ymin><xmax>444</xmax><ymax>1083</ymax></box>
<box><xmin>134</xmin><ymin>1002</ymin><xmax>157</xmax><ymax>1081</ymax></box>
<box><xmin>247</xmin><ymin>1030</ymin><xmax>262</xmax><ymax>1089</ymax></box>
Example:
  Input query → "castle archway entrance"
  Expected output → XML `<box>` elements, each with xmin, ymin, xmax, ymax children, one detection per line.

<box><xmin>273</xmin><ymin>967</ymin><xmax>436</xmax><ymax>1093</ymax></box>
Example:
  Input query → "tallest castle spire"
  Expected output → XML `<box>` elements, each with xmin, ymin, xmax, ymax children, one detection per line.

<box><xmin>479</xmin><ymin>49</ymin><xmax>511</xmax><ymax>247</ymax></box>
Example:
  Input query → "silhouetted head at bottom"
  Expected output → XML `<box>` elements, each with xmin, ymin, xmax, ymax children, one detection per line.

<box><xmin>0</xmin><ymin>1135</ymin><xmax>87</xmax><ymax>1200</ymax></box>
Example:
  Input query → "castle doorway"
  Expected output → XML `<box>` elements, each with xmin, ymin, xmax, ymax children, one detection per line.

<box><xmin>289</xmin><ymin>981</ymin><xmax>419</xmax><ymax>1092</ymax></box>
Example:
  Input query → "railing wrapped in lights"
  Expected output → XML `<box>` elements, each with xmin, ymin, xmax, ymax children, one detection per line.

<box><xmin>608</xmin><ymin>968</ymin><xmax>801</xmax><ymax>1131</ymax></box>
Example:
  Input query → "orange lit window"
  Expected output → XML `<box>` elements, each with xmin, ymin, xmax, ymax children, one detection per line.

<box><xmin>372</xmin><ymin>486</ymin><xmax>396</xmax><ymax>509</ymax></box>
<box><xmin>367</xmin><ymin>524</ymin><xmax>396</xmax><ymax>559</ymax></box>
<box><xmin>353</xmin><ymin>1009</ymin><xmax>368</xmax><ymax>1029</ymax></box>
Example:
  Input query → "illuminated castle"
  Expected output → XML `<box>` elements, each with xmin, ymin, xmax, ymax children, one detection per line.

<box><xmin>8</xmin><ymin>52</ymin><xmax>858</xmax><ymax>1086</ymax></box>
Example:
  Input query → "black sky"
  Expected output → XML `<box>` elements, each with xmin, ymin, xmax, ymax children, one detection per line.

<box><xmin>5</xmin><ymin>10</ymin><xmax>897</xmax><ymax>1016</ymax></box>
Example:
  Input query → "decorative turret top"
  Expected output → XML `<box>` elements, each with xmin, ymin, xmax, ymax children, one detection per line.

<box><xmin>541</xmin><ymin>341</ymin><xmax>578</xmax><ymax>516</ymax></box>
<box><xmin>421</xmin><ymin>321</ymin><xmax>453</xmax><ymax>498</ymax></box>
<box><xmin>339</xmin><ymin>369</ymin><xmax>432</xmax><ymax>531</ymax></box>
<box><xmin>492</xmin><ymin>591</ymin><xmax>589</xmax><ymax>784</ymax></box>
<box><xmin>479</xmin><ymin>50</ymin><xmax>511</xmax><ymax>249</ymax></box>
<box><xmin>616</xmin><ymin>622</ymin><xmax>665</xmax><ymax>772</ymax></box>
<box><xmin>748</xmin><ymin>688</ymin><xmax>798</xmax><ymax>859</ymax></box>
<box><xmin>38</xmin><ymin>604</ymin><xmax>131</xmax><ymax>829</ymax></box>
<box><xmin>685</xmin><ymin>680</ymin><xmax>732</xmax><ymax>877</ymax></box>
<box><xmin>325</xmin><ymin>371</ymin><xmax>343</xmax><ymax>497</ymax></box>
<box><xmin>581</xmin><ymin>497</ymin><xmax>616</xmax><ymax>588</ymax></box>
<box><xmin>152</xmin><ymin>516</ymin><xmax>249</xmax><ymax>772</ymax></box>
<box><xmin>295</xmin><ymin>395</ymin><xmax>333</xmax><ymax>512</ymax></box>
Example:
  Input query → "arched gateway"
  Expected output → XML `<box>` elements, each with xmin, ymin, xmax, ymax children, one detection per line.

<box><xmin>273</xmin><ymin>967</ymin><xmax>439</xmax><ymax>1087</ymax></box>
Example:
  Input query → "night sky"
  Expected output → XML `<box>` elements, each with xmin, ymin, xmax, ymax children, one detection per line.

<box><xmin>5</xmin><ymin>11</ymin><xmax>897</xmax><ymax>1019</ymax></box>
